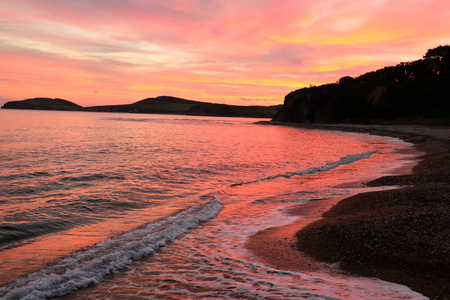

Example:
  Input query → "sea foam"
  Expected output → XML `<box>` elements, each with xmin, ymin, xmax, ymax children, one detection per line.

<box><xmin>0</xmin><ymin>197</ymin><xmax>223</xmax><ymax>300</ymax></box>
<box><xmin>231</xmin><ymin>150</ymin><xmax>378</xmax><ymax>187</ymax></box>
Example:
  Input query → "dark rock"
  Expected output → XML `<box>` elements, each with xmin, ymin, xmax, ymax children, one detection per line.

<box><xmin>272</xmin><ymin>45</ymin><xmax>450</xmax><ymax>125</ymax></box>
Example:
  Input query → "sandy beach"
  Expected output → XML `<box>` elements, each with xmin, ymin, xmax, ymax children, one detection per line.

<box><xmin>248</xmin><ymin>123</ymin><xmax>450</xmax><ymax>299</ymax></box>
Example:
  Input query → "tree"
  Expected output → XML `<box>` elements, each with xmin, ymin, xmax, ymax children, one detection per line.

<box><xmin>424</xmin><ymin>45</ymin><xmax>450</xmax><ymax>61</ymax></box>
<box><xmin>423</xmin><ymin>45</ymin><xmax>450</xmax><ymax>75</ymax></box>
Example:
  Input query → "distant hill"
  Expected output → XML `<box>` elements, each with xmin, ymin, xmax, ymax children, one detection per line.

<box><xmin>86</xmin><ymin>95</ymin><xmax>280</xmax><ymax>118</ymax></box>
<box><xmin>273</xmin><ymin>45</ymin><xmax>450</xmax><ymax>125</ymax></box>
<box><xmin>188</xmin><ymin>102</ymin><xmax>281</xmax><ymax>118</ymax></box>
<box><xmin>86</xmin><ymin>96</ymin><xmax>203</xmax><ymax>114</ymax></box>
<box><xmin>1</xmin><ymin>98</ymin><xmax>84</xmax><ymax>111</ymax></box>
<box><xmin>2</xmin><ymin>96</ymin><xmax>280</xmax><ymax>118</ymax></box>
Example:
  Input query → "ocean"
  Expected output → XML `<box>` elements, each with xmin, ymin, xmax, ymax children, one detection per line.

<box><xmin>0</xmin><ymin>110</ymin><xmax>425</xmax><ymax>299</ymax></box>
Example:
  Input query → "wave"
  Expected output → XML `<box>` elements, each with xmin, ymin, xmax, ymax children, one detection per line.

<box><xmin>0</xmin><ymin>151</ymin><xmax>376</xmax><ymax>299</ymax></box>
<box><xmin>230</xmin><ymin>150</ymin><xmax>377</xmax><ymax>187</ymax></box>
<box><xmin>0</xmin><ymin>220</ymin><xmax>74</xmax><ymax>248</ymax></box>
<box><xmin>60</xmin><ymin>173</ymin><xmax>125</xmax><ymax>182</ymax></box>
<box><xmin>0</xmin><ymin>197</ymin><xmax>223</xmax><ymax>300</ymax></box>
<box><xmin>0</xmin><ymin>171</ymin><xmax>53</xmax><ymax>181</ymax></box>
<box><xmin>104</xmin><ymin>117</ymin><xmax>154</xmax><ymax>122</ymax></box>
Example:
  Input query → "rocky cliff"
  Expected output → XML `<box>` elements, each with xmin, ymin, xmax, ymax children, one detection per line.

<box><xmin>273</xmin><ymin>45</ymin><xmax>450</xmax><ymax>125</ymax></box>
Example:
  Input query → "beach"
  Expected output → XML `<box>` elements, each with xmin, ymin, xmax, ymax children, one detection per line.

<box><xmin>2</xmin><ymin>111</ymin><xmax>431</xmax><ymax>299</ymax></box>
<box><xmin>248</xmin><ymin>124</ymin><xmax>450</xmax><ymax>299</ymax></box>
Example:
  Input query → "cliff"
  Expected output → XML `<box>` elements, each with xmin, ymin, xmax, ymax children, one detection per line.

<box><xmin>273</xmin><ymin>45</ymin><xmax>450</xmax><ymax>125</ymax></box>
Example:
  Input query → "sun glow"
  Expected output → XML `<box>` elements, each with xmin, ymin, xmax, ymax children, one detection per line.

<box><xmin>0</xmin><ymin>0</ymin><xmax>449</xmax><ymax>106</ymax></box>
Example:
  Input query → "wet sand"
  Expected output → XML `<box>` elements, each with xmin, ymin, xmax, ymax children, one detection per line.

<box><xmin>245</xmin><ymin>197</ymin><xmax>343</xmax><ymax>273</ymax></box>
<box><xmin>248</xmin><ymin>123</ymin><xmax>450</xmax><ymax>299</ymax></box>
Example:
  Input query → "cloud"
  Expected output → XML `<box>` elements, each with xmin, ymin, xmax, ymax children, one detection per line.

<box><xmin>0</xmin><ymin>0</ymin><xmax>449</xmax><ymax>106</ymax></box>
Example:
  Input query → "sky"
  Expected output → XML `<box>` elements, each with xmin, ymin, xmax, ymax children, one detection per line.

<box><xmin>1</xmin><ymin>0</ymin><xmax>449</xmax><ymax>107</ymax></box>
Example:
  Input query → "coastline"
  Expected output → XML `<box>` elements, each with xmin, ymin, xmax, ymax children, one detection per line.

<box><xmin>248</xmin><ymin>123</ymin><xmax>450</xmax><ymax>299</ymax></box>
<box><xmin>245</xmin><ymin>196</ymin><xmax>345</xmax><ymax>274</ymax></box>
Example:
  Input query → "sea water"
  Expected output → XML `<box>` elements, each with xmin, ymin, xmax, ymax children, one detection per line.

<box><xmin>0</xmin><ymin>110</ymin><xmax>425</xmax><ymax>299</ymax></box>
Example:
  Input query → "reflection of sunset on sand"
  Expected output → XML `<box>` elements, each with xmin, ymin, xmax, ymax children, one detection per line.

<box><xmin>246</xmin><ymin>196</ymin><xmax>344</xmax><ymax>273</ymax></box>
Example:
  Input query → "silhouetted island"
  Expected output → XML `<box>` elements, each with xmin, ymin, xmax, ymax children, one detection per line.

<box><xmin>1</xmin><ymin>98</ymin><xmax>84</xmax><ymax>111</ymax></box>
<box><xmin>85</xmin><ymin>96</ymin><xmax>281</xmax><ymax>118</ymax></box>
<box><xmin>273</xmin><ymin>45</ymin><xmax>450</xmax><ymax>125</ymax></box>
<box><xmin>1</xmin><ymin>96</ymin><xmax>280</xmax><ymax>119</ymax></box>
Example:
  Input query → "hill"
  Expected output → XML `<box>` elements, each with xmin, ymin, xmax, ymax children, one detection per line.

<box><xmin>85</xmin><ymin>96</ymin><xmax>200</xmax><ymax>114</ymax></box>
<box><xmin>272</xmin><ymin>45</ymin><xmax>450</xmax><ymax>125</ymax></box>
<box><xmin>1</xmin><ymin>98</ymin><xmax>84</xmax><ymax>111</ymax></box>
<box><xmin>1</xmin><ymin>96</ymin><xmax>279</xmax><ymax>118</ymax></box>
<box><xmin>188</xmin><ymin>102</ymin><xmax>281</xmax><ymax>118</ymax></box>
<box><xmin>86</xmin><ymin>96</ymin><xmax>279</xmax><ymax>118</ymax></box>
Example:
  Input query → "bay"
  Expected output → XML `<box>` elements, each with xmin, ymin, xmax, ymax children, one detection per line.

<box><xmin>0</xmin><ymin>110</ymin><xmax>424</xmax><ymax>299</ymax></box>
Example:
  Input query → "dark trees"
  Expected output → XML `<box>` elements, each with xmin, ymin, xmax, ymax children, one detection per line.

<box><xmin>273</xmin><ymin>45</ymin><xmax>450</xmax><ymax>124</ymax></box>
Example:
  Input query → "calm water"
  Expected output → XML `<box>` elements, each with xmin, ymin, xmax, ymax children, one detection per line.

<box><xmin>0</xmin><ymin>110</ymin><xmax>424</xmax><ymax>299</ymax></box>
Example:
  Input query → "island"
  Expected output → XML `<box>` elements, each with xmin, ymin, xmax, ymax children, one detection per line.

<box><xmin>1</xmin><ymin>96</ymin><xmax>281</xmax><ymax>119</ymax></box>
<box><xmin>1</xmin><ymin>98</ymin><xmax>84</xmax><ymax>111</ymax></box>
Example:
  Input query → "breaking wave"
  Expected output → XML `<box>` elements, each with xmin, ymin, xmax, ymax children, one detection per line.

<box><xmin>0</xmin><ymin>197</ymin><xmax>223</xmax><ymax>300</ymax></box>
<box><xmin>231</xmin><ymin>150</ymin><xmax>378</xmax><ymax>187</ymax></box>
<box><xmin>0</xmin><ymin>151</ymin><xmax>382</xmax><ymax>299</ymax></box>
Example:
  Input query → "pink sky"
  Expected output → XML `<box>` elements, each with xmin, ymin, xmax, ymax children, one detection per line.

<box><xmin>1</xmin><ymin>0</ymin><xmax>449</xmax><ymax>107</ymax></box>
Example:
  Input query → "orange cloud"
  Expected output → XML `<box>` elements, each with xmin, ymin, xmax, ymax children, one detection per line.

<box><xmin>1</xmin><ymin>0</ymin><xmax>449</xmax><ymax>107</ymax></box>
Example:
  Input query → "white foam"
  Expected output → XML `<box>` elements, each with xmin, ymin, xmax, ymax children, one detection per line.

<box><xmin>231</xmin><ymin>150</ymin><xmax>377</xmax><ymax>187</ymax></box>
<box><xmin>0</xmin><ymin>197</ymin><xmax>223</xmax><ymax>300</ymax></box>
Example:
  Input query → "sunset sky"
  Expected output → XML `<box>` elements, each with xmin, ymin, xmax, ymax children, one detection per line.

<box><xmin>1</xmin><ymin>1</ymin><xmax>449</xmax><ymax>107</ymax></box>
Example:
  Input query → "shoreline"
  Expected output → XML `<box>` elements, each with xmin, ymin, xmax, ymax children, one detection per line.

<box><xmin>247</xmin><ymin>123</ymin><xmax>450</xmax><ymax>299</ymax></box>
<box><xmin>245</xmin><ymin>196</ymin><xmax>345</xmax><ymax>274</ymax></box>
